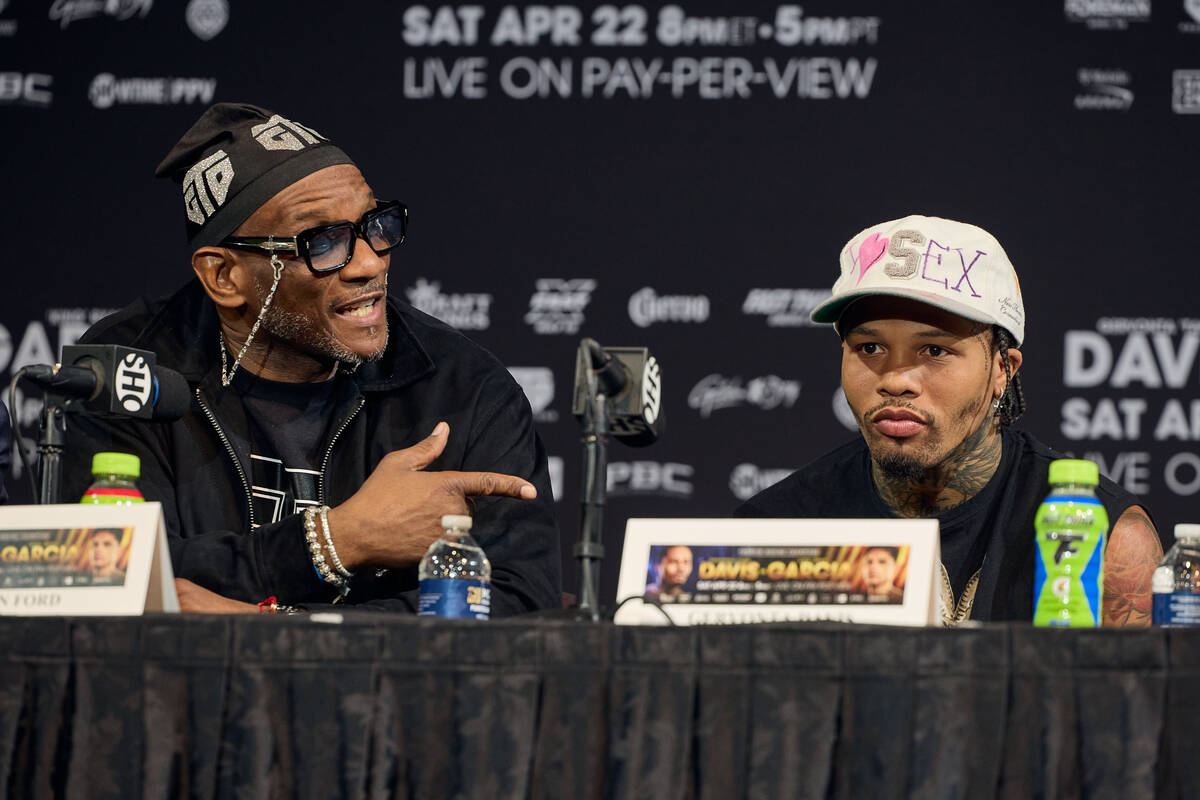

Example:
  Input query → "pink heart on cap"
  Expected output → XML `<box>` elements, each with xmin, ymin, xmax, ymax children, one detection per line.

<box><xmin>855</xmin><ymin>233</ymin><xmax>888</xmax><ymax>286</ymax></box>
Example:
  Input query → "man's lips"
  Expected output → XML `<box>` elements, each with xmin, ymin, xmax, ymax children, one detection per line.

<box><xmin>871</xmin><ymin>407</ymin><xmax>929</xmax><ymax>438</ymax></box>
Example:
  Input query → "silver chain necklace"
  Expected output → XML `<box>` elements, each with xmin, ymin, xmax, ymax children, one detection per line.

<box><xmin>220</xmin><ymin>255</ymin><xmax>284</xmax><ymax>387</ymax></box>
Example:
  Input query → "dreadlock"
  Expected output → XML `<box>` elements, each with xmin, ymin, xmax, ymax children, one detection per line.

<box><xmin>992</xmin><ymin>325</ymin><xmax>1025</xmax><ymax>425</ymax></box>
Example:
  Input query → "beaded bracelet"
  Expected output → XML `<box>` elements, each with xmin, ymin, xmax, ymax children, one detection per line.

<box><xmin>303</xmin><ymin>506</ymin><xmax>348</xmax><ymax>592</ymax></box>
<box><xmin>319</xmin><ymin>506</ymin><xmax>352</xmax><ymax>580</ymax></box>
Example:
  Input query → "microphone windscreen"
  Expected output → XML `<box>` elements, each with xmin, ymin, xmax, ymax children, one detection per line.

<box><xmin>151</xmin><ymin>368</ymin><xmax>192</xmax><ymax>421</ymax></box>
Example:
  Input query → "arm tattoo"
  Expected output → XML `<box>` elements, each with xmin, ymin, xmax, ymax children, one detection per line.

<box><xmin>1102</xmin><ymin>506</ymin><xmax>1162</xmax><ymax>627</ymax></box>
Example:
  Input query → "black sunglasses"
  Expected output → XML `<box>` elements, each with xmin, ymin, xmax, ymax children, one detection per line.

<box><xmin>220</xmin><ymin>200</ymin><xmax>408</xmax><ymax>273</ymax></box>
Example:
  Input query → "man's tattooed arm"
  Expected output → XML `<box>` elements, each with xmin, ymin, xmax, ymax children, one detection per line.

<box><xmin>1103</xmin><ymin>506</ymin><xmax>1163</xmax><ymax>627</ymax></box>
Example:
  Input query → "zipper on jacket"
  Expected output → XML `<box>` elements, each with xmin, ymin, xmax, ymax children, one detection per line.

<box><xmin>318</xmin><ymin>397</ymin><xmax>365</xmax><ymax>505</ymax></box>
<box><xmin>195</xmin><ymin>387</ymin><xmax>256</xmax><ymax>530</ymax></box>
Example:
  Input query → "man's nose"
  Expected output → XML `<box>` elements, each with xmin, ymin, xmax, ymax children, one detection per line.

<box><xmin>877</xmin><ymin>356</ymin><xmax>921</xmax><ymax>397</ymax></box>
<box><xmin>340</xmin><ymin>235</ymin><xmax>388</xmax><ymax>281</ymax></box>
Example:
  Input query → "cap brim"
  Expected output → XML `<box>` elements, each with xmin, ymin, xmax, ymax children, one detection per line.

<box><xmin>812</xmin><ymin>287</ymin><xmax>1017</xmax><ymax>343</ymax></box>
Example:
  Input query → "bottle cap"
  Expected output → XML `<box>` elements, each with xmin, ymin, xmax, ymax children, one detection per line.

<box><xmin>1175</xmin><ymin>524</ymin><xmax>1200</xmax><ymax>542</ymax></box>
<box><xmin>91</xmin><ymin>452</ymin><xmax>141</xmax><ymax>479</ymax></box>
<box><xmin>441</xmin><ymin>514</ymin><xmax>473</xmax><ymax>531</ymax></box>
<box><xmin>1047</xmin><ymin>459</ymin><xmax>1099</xmax><ymax>486</ymax></box>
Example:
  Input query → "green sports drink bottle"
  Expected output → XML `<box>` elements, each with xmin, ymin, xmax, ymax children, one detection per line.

<box><xmin>1033</xmin><ymin>459</ymin><xmax>1108</xmax><ymax>627</ymax></box>
<box><xmin>79</xmin><ymin>452</ymin><xmax>145</xmax><ymax>505</ymax></box>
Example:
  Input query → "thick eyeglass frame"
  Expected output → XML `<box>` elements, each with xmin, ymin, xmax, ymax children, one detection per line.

<box><xmin>219</xmin><ymin>200</ymin><xmax>408</xmax><ymax>273</ymax></box>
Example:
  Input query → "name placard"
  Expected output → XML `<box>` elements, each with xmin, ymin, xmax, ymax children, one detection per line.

<box><xmin>614</xmin><ymin>518</ymin><xmax>940</xmax><ymax>626</ymax></box>
<box><xmin>0</xmin><ymin>503</ymin><xmax>178</xmax><ymax>615</ymax></box>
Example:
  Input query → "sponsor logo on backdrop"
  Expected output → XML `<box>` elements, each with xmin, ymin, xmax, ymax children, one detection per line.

<box><xmin>49</xmin><ymin>0</ymin><xmax>151</xmax><ymax>28</ymax></box>
<box><xmin>547</xmin><ymin>455</ymin><xmax>563</xmax><ymax>501</ymax></box>
<box><xmin>405</xmin><ymin>278</ymin><xmax>492</xmax><ymax>330</ymax></box>
<box><xmin>729</xmin><ymin>463</ymin><xmax>795</xmax><ymax>501</ymax></box>
<box><xmin>88</xmin><ymin>74</ymin><xmax>217</xmax><ymax>109</ymax></box>
<box><xmin>607</xmin><ymin>461</ymin><xmax>694</xmax><ymax>498</ymax></box>
<box><xmin>627</xmin><ymin>287</ymin><xmax>710</xmax><ymax>328</ymax></box>
<box><xmin>1074</xmin><ymin>69</ymin><xmax>1133</xmax><ymax>110</ymax></box>
<box><xmin>0</xmin><ymin>0</ymin><xmax>15</xmax><ymax>37</ymax></box>
<box><xmin>0</xmin><ymin>73</ymin><xmax>52</xmax><ymax>107</ymax></box>
<box><xmin>742</xmin><ymin>288</ymin><xmax>830</xmax><ymax>327</ymax></box>
<box><xmin>832</xmin><ymin>387</ymin><xmax>859</xmax><ymax>431</ymax></box>
<box><xmin>186</xmin><ymin>0</ymin><xmax>228</xmax><ymax>40</ymax></box>
<box><xmin>1060</xmin><ymin>317</ymin><xmax>1200</xmax><ymax>496</ymax></box>
<box><xmin>524</xmin><ymin>278</ymin><xmax>595</xmax><ymax>335</ymax></box>
<box><xmin>508</xmin><ymin>367</ymin><xmax>559</xmax><ymax>423</ymax></box>
<box><xmin>1180</xmin><ymin>0</ymin><xmax>1200</xmax><ymax>30</ymax></box>
<box><xmin>1173</xmin><ymin>70</ymin><xmax>1200</xmax><ymax>112</ymax></box>
<box><xmin>1065</xmin><ymin>0</ymin><xmax>1151</xmax><ymax>28</ymax></box>
<box><xmin>688</xmin><ymin>374</ymin><xmax>800</xmax><ymax>418</ymax></box>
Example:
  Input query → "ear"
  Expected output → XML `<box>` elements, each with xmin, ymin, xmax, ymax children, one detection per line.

<box><xmin>192</xmin><ymin>246</ymin><xmax>251</xmax><ymax>309</ymax></box>
<box><xmin>993</xmin><ymin>347</ymin><xmax>1023</xmax><ymax>398</ymax></box>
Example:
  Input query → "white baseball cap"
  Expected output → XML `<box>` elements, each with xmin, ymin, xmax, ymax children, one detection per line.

<box><xmin>811</xmin><ymin>215</ymin><xmax>1026</xmax><ymax>346</ymax></box>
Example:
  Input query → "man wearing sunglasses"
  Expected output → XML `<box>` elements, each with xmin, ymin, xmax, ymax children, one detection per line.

<box><xmin>63</xmin><ymin>103</ymin><xmax>561</xmax><ymax>615</ymax></box>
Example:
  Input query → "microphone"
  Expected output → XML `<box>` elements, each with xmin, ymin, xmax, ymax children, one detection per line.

<box><xmin>26</xmin><ymin>345</ymin><xmax>191</xmax><ymax>421</ymax></box>
<box><xmin>572</xmin><ymin>338</ymin><xmax>663</xmax><ymax>446</ymax></box>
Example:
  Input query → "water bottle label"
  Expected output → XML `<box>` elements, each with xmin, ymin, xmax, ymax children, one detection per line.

<box><xmin>418</xmin><ymin>579</ymin><xmax>490</xmax><ymax>620</ymax></box>
<box><xmin>1152</xmin><ymin>592</ymin><xmax>1200</xmax><ymax>626</ymax></box>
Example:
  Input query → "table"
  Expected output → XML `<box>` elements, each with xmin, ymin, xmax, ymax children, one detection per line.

<box><xmin>1</xmin><ymin>616</ymin><xmax>1196</xmax><ymax>799</ymax></box>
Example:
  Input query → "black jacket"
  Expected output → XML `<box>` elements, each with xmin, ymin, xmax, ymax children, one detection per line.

<box><xmin>63</xmin><ymin>280</ymin><xmax>562</xmax><ymax>616</ymax></box>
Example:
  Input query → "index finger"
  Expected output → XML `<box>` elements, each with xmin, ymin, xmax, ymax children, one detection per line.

<box><xmin>445</xmin><ymin>471</ymin><xmax>537</xmax><ymax>500</ymax></box>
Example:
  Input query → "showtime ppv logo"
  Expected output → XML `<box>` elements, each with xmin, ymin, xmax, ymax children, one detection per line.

<box><xmin>89</xmin><ymin>74</ymin><xmax>217</xmax><ymax>109</ymax></box>
<box><xmin>406</xmin><ymin>278</ymin><xmax>491</xmax><ymax>330</ymax></box>
<box><xmin>525</xmin><ymin>278</ymin><xmax>595</xmax><ymax>335</ymax></box>
<box><xmin>728</xmin><ymin>463</ymin><xmax>794</xmax><ymax>501</ymax></box>
<box><xmin>627</xmin><ymin>287</ymin><xmax>709</xmax><ymax>328</ymax></box>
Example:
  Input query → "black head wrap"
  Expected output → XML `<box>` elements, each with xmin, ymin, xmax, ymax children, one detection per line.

<box><xmin>155</xmin><ymin>102</ymin><xmax>355</xmax><ymax>248</ymax></box>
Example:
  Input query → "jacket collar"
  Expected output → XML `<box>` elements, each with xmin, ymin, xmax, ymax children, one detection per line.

<box><xmin>129</xmin><ymin>279</ymin><xmax>436</xmax><ymax>392</ymax></box>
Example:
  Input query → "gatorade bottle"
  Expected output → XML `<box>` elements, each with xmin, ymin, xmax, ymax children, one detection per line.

<box><xmin>1033</xmin><ymin>459</ymin><xmax>1108</xmax><ymax>627</ymax></box>
<box><xmin>80</xmin><ymin>452</ymin><xmax>145</xmax><ymax>505</ymax></box>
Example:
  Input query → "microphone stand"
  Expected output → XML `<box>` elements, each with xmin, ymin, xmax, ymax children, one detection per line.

<box><xmin>37</xmin><ymin>391</ymin><xmax>68</xmax><ymax>505</ymax></box>
<box><xmin>573</xmin><ymin>367</ymin><xmax>609</xmax><ymax>621</ymax></box>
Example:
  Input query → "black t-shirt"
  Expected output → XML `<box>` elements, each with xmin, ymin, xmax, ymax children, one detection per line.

<box><xmin>229</xmin><ymin>369</ymin><xmax>342</xmax><ymax>527</ymax></box>
<box><xmin>734</xmin><ymin>428</ymin><xmax>1143</xmax><ymax>621</ymax></box>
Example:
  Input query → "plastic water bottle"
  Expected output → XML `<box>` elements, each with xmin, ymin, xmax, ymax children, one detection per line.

<box><xmin>418</xmin><ymin>514</ymin><xmax>491</xmax><ymax>619</ymax></box>
<box><xmin>1033</xmin><ymin>459</ymin><xmax>1108</xmax><ymax>627</ymax></box>
<box><xmin>1151</xmin><ymin>524</ymin><xmax>1200</xmax><ymax>626</ymax></box>
<box><xmin>79</xmin><ymin>452</ymin><xmax>145</xmax><ymax>504</ymax></box>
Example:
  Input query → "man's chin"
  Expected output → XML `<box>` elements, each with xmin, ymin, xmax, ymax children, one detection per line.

<box><xmin>874</xmin><ymin>449</ymin><xmax>931</xmax><ymax>483</ymax></box>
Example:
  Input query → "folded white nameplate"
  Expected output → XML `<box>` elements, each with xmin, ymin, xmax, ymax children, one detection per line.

<box><xmin>0</xmin><ymin>502</ymin><xmax>178</xmax><ymax>615</ymax></box>
<box><xmin>614</xmin><ymin>518</ymin><xmax>940</xmax><ymax>626</ymax></box>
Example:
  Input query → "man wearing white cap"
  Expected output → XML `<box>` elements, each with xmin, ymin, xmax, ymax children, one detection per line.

<box><xmin>736</xmin><ymin>215</ymin><xmax>1163</xmax><ymax>626</ymax></box>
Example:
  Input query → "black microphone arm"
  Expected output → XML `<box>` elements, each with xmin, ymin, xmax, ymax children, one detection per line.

<box><xmin>19</xmin><ymin>345</ymin><xmax>191</xmax><ymax>504</ymax></box>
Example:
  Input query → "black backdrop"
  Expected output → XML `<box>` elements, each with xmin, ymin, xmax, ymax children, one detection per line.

<box><xmin>2</xmin><ymin>0</ymin><xmax>1198</xmax><ymax>604</ymax></box>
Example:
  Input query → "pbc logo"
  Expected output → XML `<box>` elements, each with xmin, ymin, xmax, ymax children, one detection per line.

<box><xmin>115</xmin><ymin>352</ymin><xmax>152</xmax><ymax>413</ymax></box>
<box><xmin>607</xmin><ymin>461</ymin><xmax>694</xmax><ymax>498</ymax></box>
<box><xmin>0</xmin><ymin>73</ymin><xmax>53</xmax><ymax>108</ymax></box>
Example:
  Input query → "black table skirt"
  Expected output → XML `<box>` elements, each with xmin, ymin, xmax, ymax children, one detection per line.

<box><xmin>2</xmin><ymin>616</ymin><xmax>1196</xmax><ymax>799</ymax></box>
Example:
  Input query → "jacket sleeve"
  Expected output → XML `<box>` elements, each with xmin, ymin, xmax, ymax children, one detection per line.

<box><xmin>61</xmin><ymin>409</ymin><xmax>346</xmax><ymax>605</ymax></box>
<box><xmin>459</xmin><ymin>374</ymin><xmax>562</xmax><ymax>616</ymax></box>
